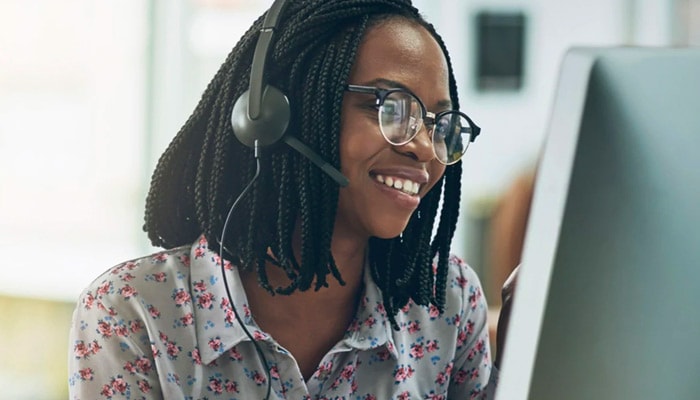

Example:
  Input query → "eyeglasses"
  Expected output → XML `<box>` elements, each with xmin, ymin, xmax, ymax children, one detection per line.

<box><xmin>345</xmin><ymin>84</ymin><xmax>481</xmax><ymax>165</ymax></box>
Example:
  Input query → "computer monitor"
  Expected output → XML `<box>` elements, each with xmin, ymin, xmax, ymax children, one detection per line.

<box><xmin>495</xmin><ymin>47</ymin><xmax>700</xmax><ymax>400</ymax></box>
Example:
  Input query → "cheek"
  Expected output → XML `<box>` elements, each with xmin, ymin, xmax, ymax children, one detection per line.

<box><xmin>425</xmin><ymin>162</ymin><xmax>447</xmax><ymax>193</ymax></box>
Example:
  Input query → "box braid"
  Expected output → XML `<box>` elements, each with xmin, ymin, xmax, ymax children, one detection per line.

<box><xmin>143</xmin><ymin>0</ymin><xmax>465</xmax><ymax>329</ymax></box>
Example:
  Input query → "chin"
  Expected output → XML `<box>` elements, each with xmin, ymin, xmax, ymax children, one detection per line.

<box><xmin>369</xmin><ymin>221</ymin><xmax>411</xmax><ymax>240</ymax></box>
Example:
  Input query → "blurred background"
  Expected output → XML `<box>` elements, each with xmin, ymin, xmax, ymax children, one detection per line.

<box><xmin>0</xmin><ymin>0</ymin><xmax>698</xmax><ymax>398</ymax></box>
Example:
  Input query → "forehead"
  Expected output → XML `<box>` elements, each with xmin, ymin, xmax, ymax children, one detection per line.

<box><xmin>349</xmin><ymin>18</ymin><xmax>451</xmax><ymax>104</ymax></box>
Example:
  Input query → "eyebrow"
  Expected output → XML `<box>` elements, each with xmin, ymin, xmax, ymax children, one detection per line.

<box><xmin>361</xmin><ymin>78</ymin><xmax>454</xmax><ymax>110</ymax></box>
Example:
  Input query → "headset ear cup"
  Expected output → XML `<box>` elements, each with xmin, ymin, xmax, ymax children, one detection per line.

<box><xmin>231</xmin><ymin>85</ymin><xmax>290</xmax><ymax>148</ymax></box>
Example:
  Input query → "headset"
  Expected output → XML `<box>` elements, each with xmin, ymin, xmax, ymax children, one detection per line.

<box><xmin>230</xmin><ymin>0</ymin><xmax>349</xmax><ymax>187</ymax></box>
<box><xmin>223</xmin><ymin>1</ymin><xmax>349</xmax><ymax>398</ymax></box>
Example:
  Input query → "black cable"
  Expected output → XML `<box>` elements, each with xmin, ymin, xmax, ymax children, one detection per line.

<box><xmin>219</xmin><ymin>140</ymin><xmax>272</xmax><ymax>399</ymax></box>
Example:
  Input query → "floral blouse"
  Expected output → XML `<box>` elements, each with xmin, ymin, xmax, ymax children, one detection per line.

<box><xmin>69</xmin><ymin>236</ymin><xmax>497</xmax><ymax>399</ymax></box>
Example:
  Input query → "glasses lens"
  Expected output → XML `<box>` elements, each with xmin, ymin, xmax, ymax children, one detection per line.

<box><xmin>378</xmin><ymin>91</ymin><xmax>422</xmax><ymax>145</ymax></box>
<box><xmin>432</xmin><ymin>112</ymin><xmax>473</xmax><ymax>164</ymax></box>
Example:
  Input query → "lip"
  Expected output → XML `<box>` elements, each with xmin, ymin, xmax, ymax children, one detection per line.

<box><xmin>369</xmin><ymin>167</ymin><xmax>430</xmax><ymax>186</ymax></box>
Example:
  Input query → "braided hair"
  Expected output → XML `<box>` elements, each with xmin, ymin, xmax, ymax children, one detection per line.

<box><xmin>143</xmin><ymin>0</ymin><xmax>464</xmax><ymax>328</ymax></box>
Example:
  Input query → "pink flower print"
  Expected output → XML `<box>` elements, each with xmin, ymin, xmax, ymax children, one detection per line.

<box><xmin>172</xmin><ymin>288</ymin><xmax>192</xmax><ymax>306</ymax></box>
<box><xmin>364</xmin><ymin>316</ymin><xmax>376</xmax><ymax>328</ymax></box>
<box><xmin>435</xmin><ymin>371</ymin><xmax>448</xmax><ymax>385</ymax></box>
<box><xmin>100</xmin><ymin>384</ymin><xmax>114</xmax><ymax>397</ymax></box>
<box><xmin>197</xmin><ymin>292</ymin><xmax>215</xmax><ymax>309</ymax></box>
<box><xmin>270</xmin><ymin>365</ymin><xmax>280</xmax><ymax>379</ymax></box>
<box><xmin>124</xmin><ymin>361</ymin><xmax>137</xmax><ymax>374</ymax></box>
<box><xmin>83</xmin><ymin>293</ymin><xmax>95</xmax><ymax>309</ymax></box>
<box><xmin>376</xmin><ymin>349</ymin><xmax>391</xmax><ymax>361</ymax></box>
<box><xmin>78</xmin><ymin>368</ymin><xmax>94</xmax><ymax>381</ymax></box>
<box><xmin>138</xmin><ymin>379</ymin><xmax>152</xmax><ymax>393</ymax></box>
<box><xmin>159</xmin><ymin>331</ymin><xmax>169</xmax><ymax>342</ymax></box>
<box><xmin>130</xmin><ymin>320</ymin><xmax>143</xmax><ymax>334</ymax></box>
<box><xmin>470</xmin><ymin>367</ymin><xmax>480</xmax><ymax>380</ymax></box>
<box><xmin>96</xmin><ymin>281</ymin><xmax>112</xmax><ymax>296</ymax></box>
<box><xmin>97</xmin><ymin>320</ymin><xmax>113</xmax><ymax>338</ymax></box>
<box><xmin>198</xmin><ymin>236</ymin><xmax>207</xmax><ymax>246</ymax></box>
<box><xmin>124</xmin><ymin>261</ymin><xmax>138</xmax><ymax>270</ymax></box>
<box><xmin>364</xmin><ymin>394</ymin><xmax>377</xmax><ymax>400</ymax></box>
<box><xmin>429</xmin><ymin>304</ymin><xmax>440</xmax><ymax>319</ymax></box>
<box><xmin>453</xmin><ymin>369</ymin><xmax>468</xmax><ymax>384</ymax></box>
<box><xmin>224</xmin><ymin>307</ymin><xmax>235</xmax><ymax>325</ymax></box>
<box><xmin>119</xmin><ymin>285</ymin><xmax>137</xmax><ymax>299</ymax></box>
<box><xmin>191</xmin><ymin>348</ymin><xmax>202</xmax><ymax>365</ymax></box>
<box><xmin>228</xmin><ymin>347</ymin><xmax>242</xmax><ymax>361</ymax></box>
<box><xmin>152</xmin><ymin>252</ymin><xmax>168</xmax><ymax>263</ymax></box>
<box><xmin>135</xmin><ymin>356</ymin><xmax>152</xmax><ymax>373</ymax></box>
<box><xmin>114</xmin><ymin>324</ymin><xmax>129</xmax><ymax>337</ymax></box>
<box><xmin>407</xmin><ymin>321</ymin><xmax>420</xmax><ymax>334</ymax></box>
<box><xmin>252</xmin><ymin>371</ymin><xmax>266</xmax><ymax>385</ymax></box>
<box><xmin>193</xmin><ymin>280</ymin><xmax>207</xmax><ymax>292</ymax></box>
<box><xmin>469</xmin><ymin>289</ymin><xmax>481</xmax><ymax>310</ymax></box>
<box><xmin>467</xmin><ymin>347</ymin><xmax>477</xmax><ymax>362</ymax></box>
<box><xmin>194</xmin><ymin>247</ymin><xmax>205</xmax><ymax>258</ymax></box>
<box><xmin>179</xmin><ymin>254</ymin><xmax>190</xmax><ymax>266</ymax></box>
<box><xmin>225</xmin><ymin>381</ymin><xmax>238</xmax><ymax>393</ymax></box>
<box><xmin>253</xmin><ymin>330</ymin><xmax>266</xmax><ymax>341</ymax></box>
<box><xmin>426</xmin><ymin>339</ymin><xmax>439</xmax><ymax>353</ymax></box>
<box><xmin>409</xmin><ymin>343</ymin><xmax>424</xmax><ymax>359</ymax></box>
<box><xmin>427</xmin><ymin>393</ymin><xmax>445</xmax><ymax>400</ymax></box>
<box><xmin>401</xmin><ymin>301</ymin><xmax>412</xmax><ymax>313</ymax></box>
<box><xmin>375</xmin><ymin>302</ymin><xmax>386</xmax><ymax>315</ymax></box>
<box><xmin>148</xmin><ymin>305</ymin><xmax>161</xmax><ymax>319</ymax></box>
<box><xmin>476</xmin><ymin>339</ymin><xmax>486</xmax><ymax>353</ymax></box>
<box><xmin>394</xmin><ymin>365</ymin><xmax>415</xmax><ymax>383</ymax></box>
<box><xmin>467</xmin><ymin>319</ymin><xmax>475</xmax><ymax>335</ymax></box>
<box><xmin>152</xmin><ymin>272</ymin><xmax>166</xmax><ymax>282</ymax></box>
<box><xmin>397</xmin><ymin>391</ymin><xmax>410</xmax><ymax>400</ymax></box>
<box><xmin>456</xmin><ymin>275</ymin><xmax>468</xmax><ymax>288</ymax></box>
<box><xmin>208</xmin><ymin>378</ymin><xmax>224</xmax><ymax>394</ymax></box>
<box><xmin>151</xmin><ymin>343</ymin><xmax>160</xmax><ymax>358</ymax></box>
<box><xmin>121</xmin><ymin>272</ymin><xmax>135</xmax><ymax>282</ymax></box>
<box><xmin>341</xmin><ymin>364</ymin><xmax>355</xmax><ymax>380</ymax></box>
<box><xmin>180</xmin><ymin>313</ymin><xmax>194</xmax><ymax>326</ymax></box>
<box><xmin>209</xmin><ymin>338</ymin><xmax>223</xmax><ymax>353</ymax></box>
<box><xmin>457</xmin><ymin>329</ymin><xmax>468</xmax><ymax>347</ymax></box>
<box><xmin>110</xmin><ymin>376</ymin><xmax>129</xmax><ymax>394</ymax></box>
<box><xmin>166</xmin><ymin>341</ymin><xmax>181</xmax><ymax>359</ymax></box>
<box><xmin>243</xmin><ymin>304</ymin><xmax>251</xmax><ymax>318</ymax></box>
<box><xmin>89</xmin><ymin>340</ymin><xmax>102</xmax><ymax>354</ymax></box>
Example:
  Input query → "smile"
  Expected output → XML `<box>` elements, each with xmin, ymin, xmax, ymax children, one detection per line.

<box><xmin>373</xmin><ymin>174</ymin><xmax>420</xmax><ymax>196</ymax></box>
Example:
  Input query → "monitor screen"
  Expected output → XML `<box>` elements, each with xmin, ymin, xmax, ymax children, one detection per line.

<box><xmin>495</xmin><ymin>47</ymin><xmax>700</xmax><ymax>400</ymax></box>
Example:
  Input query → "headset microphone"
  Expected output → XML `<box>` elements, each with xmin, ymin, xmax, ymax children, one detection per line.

<box><xmin>230</xmin><ymin>0</ymin><xmax>349</xmax><ymax>187</ymax></box>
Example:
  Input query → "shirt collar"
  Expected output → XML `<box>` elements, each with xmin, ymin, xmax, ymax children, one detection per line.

<box><xmin>342</xmin><ymin>263</ymin><xmax>399</xmax><ymax>359</ymax></box>
<box><xmin>189</xmin><ymin>236</ymin><xmax>398</xmax><ymax>364</ymax></box>
<box><xmin>189</xmin><ymin>236</ymin><xmax>269</xmax><ymax>365</ymax></box>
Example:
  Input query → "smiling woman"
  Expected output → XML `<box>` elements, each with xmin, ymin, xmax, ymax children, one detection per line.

<box><xmin>68</xmin><ymin>1</ymin><xmax>497</xmax><ymax>399</ymax></box>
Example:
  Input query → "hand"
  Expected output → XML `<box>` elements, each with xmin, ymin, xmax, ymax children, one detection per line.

<box><xmin>494</xmin><ymin>265</ymin><xmax>519</xmax><ymax>369</ymax></box>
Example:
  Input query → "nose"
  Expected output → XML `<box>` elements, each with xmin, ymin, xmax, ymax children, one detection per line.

<box><xmin>397</xmin><ymin>124</ymin><xmax>435</xmax><ymax>162</ymax></box>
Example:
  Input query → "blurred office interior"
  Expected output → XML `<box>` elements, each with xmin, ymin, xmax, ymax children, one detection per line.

<box><xmin>0</xmin><ymin>0</ymin><xmax>698</xmax><ymax>398</ymax></box>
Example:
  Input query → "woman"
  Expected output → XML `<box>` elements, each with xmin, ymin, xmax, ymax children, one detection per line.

<box><xmin>69</xmin><ymin>0</ymin><xmax>497</xmax><ymax>398</ymax></box>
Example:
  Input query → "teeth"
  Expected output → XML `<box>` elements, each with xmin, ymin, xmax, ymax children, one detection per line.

<box><xmin>374</xmin><ymin>174</ymin><xmax>420</xmax><ymax>195</ymax></box>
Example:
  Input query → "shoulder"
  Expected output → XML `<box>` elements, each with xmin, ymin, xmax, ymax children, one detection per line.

<box><xmin>75</xmin><ymin>245</ymin><xmax>192</xmax><ymax>316</ymax></box>
<box><xmin>443</xmin><ymin>254</ymin><xmax>487</xmax><ymax>312</ymax></box>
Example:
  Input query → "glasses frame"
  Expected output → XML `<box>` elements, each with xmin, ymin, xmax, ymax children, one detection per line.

<box><xmin>345</xmin><ymin>84</ymin><xmax>481</xmax><ymax>165</ymax></box>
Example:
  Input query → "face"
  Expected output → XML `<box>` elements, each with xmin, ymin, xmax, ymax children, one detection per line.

<box><xmin>335</xmin><ymin>18</ymin><xmax>451</xmax><ymax>241</ymax></box>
